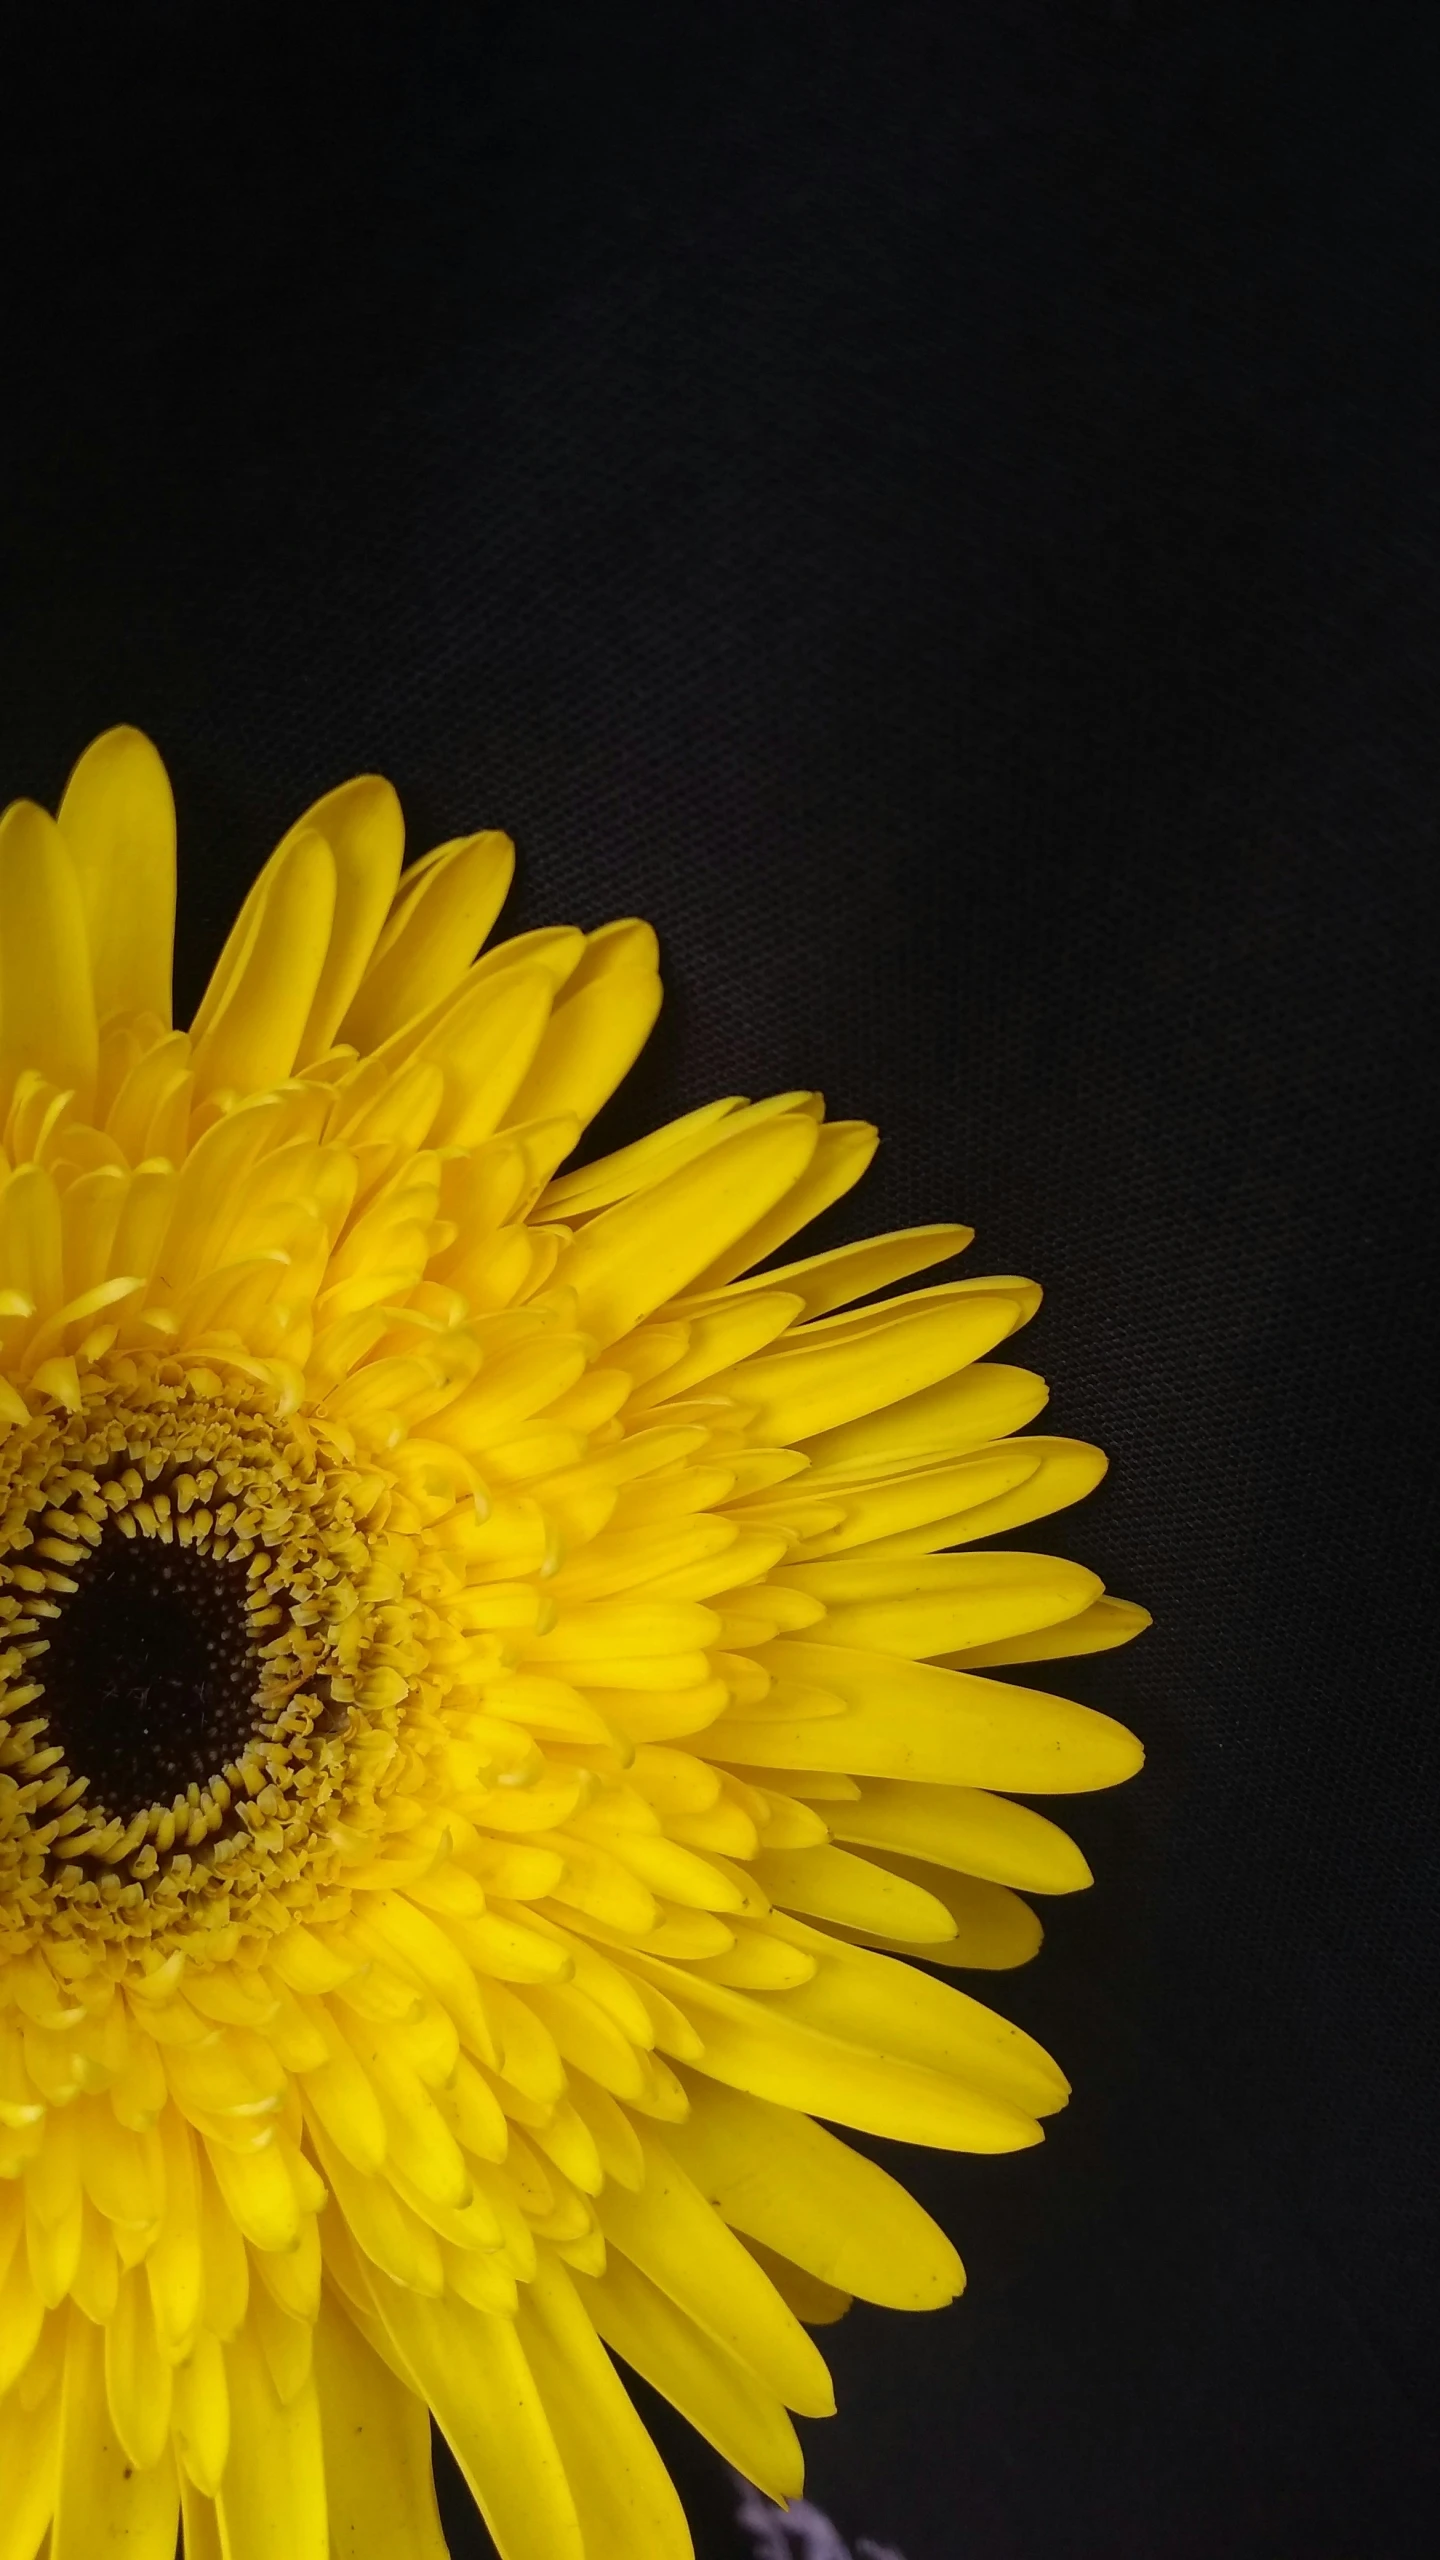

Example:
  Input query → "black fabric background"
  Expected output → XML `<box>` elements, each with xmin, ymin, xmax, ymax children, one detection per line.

<box><xmin>3</xmin><ymin>4</ymin><xmax>1438</xmax><ymax>2553</ymax></box>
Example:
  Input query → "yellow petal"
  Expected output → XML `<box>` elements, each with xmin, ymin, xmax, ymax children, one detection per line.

<box><xmin>749</xmin><ymin>1842</ymin><xmax>956</xmax><ymax>1941</ymax></box>
<box><xmin>54</xmin><ymin>2314</ymin><xmax>172</xmax><ymax>2549</ymax></box>
<box><xmin>430</xmin><ymin>1332</ymin><xmax>589</xmax><ymax>1449</ymax></box>
<box><xmin>514</xmin><ymin>2256</ymin><xmax>694</xmax><ymax>2560</ymax></box>
<box><xmin>502</xmin><ymin>922</ymin><xmax>661</xmax><ymax>1131</ymax></box>
<box><xmin>678</xmin><ymin>1222</ymin><xmax>973</xmax><ymax>1321</ymax></box>
<box><xmin>217</xmin><ymin>2320</ymin><xmax>327</xmax><ymax>2560</ymax></box>
<box><xmin>190</xmin><ymin>830</ymin><xmax>337</xmax><ymax>1096</ymax></box>
<box><xmin>294</xmin><ymin>2002</ymin><xmax>388</xmax><ymax>2173</ymax></box>
<box><xmin>740</xmin><ymin>2237</ymin><xmax>851</xmax><ymax>2325</ymax></box>
<box><xmin>369</xmin><ymin>2278</ymin><xmax>585</xmax><ymax>2560</ymax></box>
<box><xmin>0</xmin><ymin>798</ymin><xmax>98</xmax><ymax>1106</ymax></box>
<box><xmin>172</xmin><ymin>2328</ymin><xmax>229</xmax><ymax>2497</ymax></box>
<box><xmin>201</xmin><ymin>2134</ymin><xmax>304</xmax><ymax>2255</ymax></box>
<box><xmin>423</xmin><ymin>962</ymin><xmax>557</xmax><ymax>1144</ymax></box>
<box><xmin>177</xmin><ymin>2481</ymin><xmax>224</xmax><ymax>2560</ymax></box>
<box><xmin>577</xmin><ymin>2253</ymin><xmax>803</xmax><ymax>2503</ymax></box>
<box><xmin>630</xmin><ymin>1293</ymin><xmax>803</xmax><ymax>1411</ymax></box>
<box><xmin>950</xmin><ymin>1592</ymin><xmax>1152</xmax><ymax>1668</ymax></box>
<box><xmin>542</xmin><ymin>1097</ymin><xmax>746</xmax><ymax>1215</ymax></box>
<box><xmin>683</xmin><ymin>1119</ymin><xmax>878</xmax><ymax>1291</ymax></box>
<box><xmin>468</xmin><ymin>923</ymin><xmax>587</xmax><ymax>995</ymax></box>
<box><xmin>778</xmin><ymin>1551</ymin><xmax>1102</xmax><ymax>1657</ymax></box>
<box><xmin>764</xmin><ymin>1918</ymin><xmax>1066</xmax><ymax>2114</ymax></box>
<box><xmin>306</xmin><ymin>2125</ymin><xmax>444</xmax><ymax>2296</ymax></box>
<box><xmin>781</xmin><ymin>1444</ymin><xmax>1043</xmax><ymax>1557</ymax></box>
<box><xmin>844</xmin><ymin>1435</ymin><xmax>1110</xmax><ymax>1554</ymax></box>
<box><xmin>0</xmin><ymin>1163</ymin><xmax>63</xmax><ymax>1316</ymax></box>
<box><xmin>339</xmin><ymin>832</ymin><xmax>515</xmax><ymax>1050</ymax></box>
<box><xmin>196</xmin><ymin>2149</ymin><xmax>250</xmax><ymax>2341</ymax></box>
<box><xmin>289</xmin><ymin>777</ymin><xmax>406</xmax><ymax>1064</ymax></box>
<box><xmin>98</xmin><ymin>2272</ymin><xmax>171</xmax><ymax>2472</ymax></box>
<box><xmin>554</xmin><ymin>1114</ymin><xmax>820</xmax><ymax>1348</ymax></box>
<box><xmin>599</xmin><ymin>2128</ymin><xmax>834</xmax><ymax>2415</ymax></box>
<box><xmin>799</xmin><ymin>1362</ymin><xmax>1049</xmax><ymax>1471</ymax></box>
<box><xmin>57</xmin><ymin>725</ymin><xmax>177</xmax><ymax>1029</ymax></box>
<box><xmin>832</xmin><ymin>1854</ymin><xmax>1043</xmax><ymax>1968</ymax></box>
<box><xmin>829</xmin><ymin>1778</ymin><xmax>1094</xmax><ymax>1894</ymax></box>
<box><xmin>663</xmin><ymin>2079</ymin><xmax>963</xmax><ymax>2310</ymax></box>
<box><xmin>709</xmin><ymin>1639</ymin><xmax>1143</xmax><ymax>1793</ymax></box>
<box><xmin>159</xmin><ymin>1096</ymin><xmax>287</xmax><ymax>1289</ymax></box>
<box><xmin>0</xmin><ymin>2369</ymin><xmax>59</xmax><ymax>2558</ymax></box>
<box><xmin>144</xmin><ymin>2109</ymin><xmax>203</xmax><ymax>2357</ymax></box>
<box><xmin>634</xmin><ymin>1955</ymin><xmax>1041</xmax><ymax>2151</ymax></box>
<box><xmin>312</xmin><ymin>2303</ymin><xmax>449</xmax><ymax>2560</ymax></box>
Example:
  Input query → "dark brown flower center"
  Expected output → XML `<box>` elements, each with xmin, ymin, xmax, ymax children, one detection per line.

<box><xmin>35</xmin><ymin>1527</ymin><xmax>262</xmax><ymax>1822</ymax></box>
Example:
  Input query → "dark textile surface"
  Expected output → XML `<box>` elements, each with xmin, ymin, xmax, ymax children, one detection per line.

<box><xmin>3</xmin><ymin>4</ymin><xmax>1438</xmax><ymax>2553</ymax></box>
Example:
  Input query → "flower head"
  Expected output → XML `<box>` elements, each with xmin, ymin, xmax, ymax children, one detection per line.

<box><xmin>0</xmin><ymin>729</ymin><xmax>1144</xmax><ymax>2559</ymax></box>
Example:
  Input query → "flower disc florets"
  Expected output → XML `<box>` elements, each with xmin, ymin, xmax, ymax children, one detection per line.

<box><xmin>0</xmin><ymin>1363</ymin><xmax>440</xmax><ymax>1967</ymax></box>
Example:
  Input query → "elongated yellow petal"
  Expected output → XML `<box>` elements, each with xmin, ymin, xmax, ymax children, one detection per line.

<box><xmin>201</xmin><ymin>2133</ymin><xmax>304</xmax><ymax>2254</ymax></box>
<box><xmin>833</xmin><ymin>1853</ymin><xmax>1043</xmax><ymax>1968</ymax></box>
<box><xmin>515</xmin><ymin>2256</ymin><xmax>694</xmax><ymax>2560</ymax></box>
<box><xmin>664</xmin><ymin>2080</ymin><xmax>963</xmax><ymax>2309</ymax></box>
<box><xmin>0</xmin><ymin>799</ymin><xmax>98</xmax><ymax>1105</ymax></box>
<box><xmin>190</xmin><ymin>830</ymin><xmax>336</xmax><ymax>1096</ymax></box>
<box><xmin>636</xmin><ymin>1955</ymin><xmax>1043</xmax><ymax>2150</ymax></box>
<box><xmin>288</xmin><ymin>776</ymin><xmax>405</xmax><ymax>1064</ymax></box>
<box><xmin>800</xmin><ymin>1361</ymin><xmax>1049</xmax><ymax>1469</ymax></box>
<box><xmin>217</xmin><ymin>2320</ymin><xmax>327</xmax><ymax>2560</ymax></box>
<box><xmin>543</xmin><ymin>1097</ymin><xmax>746</xmax><ymax>1215</ymax></box>
<box><xmin>177</xmin><ymin>2481</ymin><xmax>224</xmax><ymax>2560</ymax></box>
<box><xmin>843</xmin><ymin>1435</ymin><xmax>1110</xmax><ymax>1554</ymax></box>
<box><xmin>104</xmin><ymin>2268</ymin><xmax>171</xmax><ymax>2470</ymax></box>
<box><xmin>740</xmin><ymin>2236</ymin><xmax>851</xmax><ymax>2324</ymax></box>
<box><xmin>599</xmin><ymin>2128</ymin><xmax>833</xmax><ymax>2415</ymax></box>
<box><xmin>468</xmin><ymin>923</ymin><xmax>587</xmax><ymax>995</ymax></box>
<box><xmin>680</xmin><ymin>1221</ymin><xmax>973</xmax><ymax>1321</ymax></box>
<box><xmin>172</xmin><ymin>2329</ymin><xmax>229</xmax><ymax>2497</ymax></box>
<box><xmin>554</xmin><ymin>1115</ymin><xmax>819</xmax><ymax>1347</ymax></box>
<box><xmin>782</xmin><ymin>1444</ymin><xmax>1042</xmax><ymax>1557</ymax></box>
<box><xmin>57</xmin><ymin>726</ymin><xmax>177</xmax><ymax>1028</ymax></box>
<box><xmin>710</xmin><ymin>1639</ymin><xmax>1143</xmax><ymax>1792</ymax></box>
<box><xmin>423</xmin><ymin>962</ymin><xmax>557</xmax><ymax>1144</ymax></box>
<box><xmin>703</xmin><ymin>1291</ymin><xmax>1023</xmax><ymax>1447</ymax></box>
<box><xmin>52</xmin><ymin>2307</ymin><xmax>178</xmax><ymax>2559</ymax></box>
<box><xmin>0</xmin><ymin>1163</ymin><xmax>63</xmax><ymax>1316</ymax></box>
<box><xmin>312</xmin><ymin>2302</ymin><xmax>449</xmax><ymax>2560</ymax></box>
<box><xmin>684</xmin><ymin>1119</ymin><xmax>878</xmax><ymax>1291</ymax></box>
<box><xmin>339</xmin><ymin>832</ymin><xmax>515</xmax><ymax>1049</ymax></box>
<box><xmin>502</xmin><ymin>923</ymin><xmax>661</xmax><ymax>1130</ymax></box>
<box><xmin>950</xmin><ymin>1592</ymin><xmax>1152</xmax><ymax>1667</ymax></box>
<box><xmin>749</xmin><ymin>1842</ymin><xmax>955</xmax><ymax>1940</ymax></box>
<box><xmin>306</xmin><ymin>2126</ymin><xmax>444</xmax><ymax>2295</ymax></box>
<box><xmin>144</xmin><ymin>2109</ymin><xmax>202</xmax><ymax>2358</ymax></box>
<box><xmin>765</xmin><ymin>1918</ymin><xmax>1066</xmax><ymax>2112</ymax></box>
<box><xmin>778</xmin><ymin>1551</ymin><xmax>1102</xmax><ymax>1657</ymax></box>
<box><xmin>829</xmin><ymin>1778</ymin><xmax>1094</xmax><ymax>1893</ymax></box>
<box><xmin>578</xmin><ymin>2253</ymin><xmax>803</xmax><ymax>2502</ymax></box>
<box><xmin>368</xmin><ymin>2278</ymin><xmax>586</xmax><ymax>2560</ymax></box>
<box><xmin>0</xmin><ymin>2370</ymin><xmax>57</xmax><ymax>2559</ymax></box>
<box><xmin>630</xmin><ymin>1292</ymin><xmax>803</xmax><ymax>1410</ymax></box>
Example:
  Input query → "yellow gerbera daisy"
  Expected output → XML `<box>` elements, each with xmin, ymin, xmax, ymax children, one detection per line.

<box><xmin>0</xmin><ymin>727</ymin><xmax>1145</xmax><ymax>2560</ymax></box>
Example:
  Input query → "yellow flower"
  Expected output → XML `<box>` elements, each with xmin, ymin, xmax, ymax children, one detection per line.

<box><xmin>0</xmin><ymin>727</ymin><xmax>1144</xmax><ymax>2560</ymax></box>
